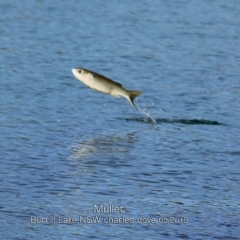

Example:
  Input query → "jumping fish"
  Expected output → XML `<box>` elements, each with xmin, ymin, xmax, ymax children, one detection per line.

<box><xmin>72</xmin><ymin>68</ymin><xmax>142</xmax><ymax>107</ymax></box>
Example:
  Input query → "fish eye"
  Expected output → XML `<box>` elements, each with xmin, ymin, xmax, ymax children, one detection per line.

<box><xmin>79</xmin><ymin>69</ymin><xmax>82</xmax><ymax>74</ymax></box>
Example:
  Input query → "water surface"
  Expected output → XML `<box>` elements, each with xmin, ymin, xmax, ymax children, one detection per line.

<box><xmin>1</xmin><ymin>0</ymin><xmax>240</xmax><ymax>239</ymax></box>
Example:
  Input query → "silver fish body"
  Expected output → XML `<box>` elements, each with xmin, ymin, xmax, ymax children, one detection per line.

<box><xmin>72</xmin><ymin>68</ymin><xmax>142</xmax><ymax>107</ymax></box>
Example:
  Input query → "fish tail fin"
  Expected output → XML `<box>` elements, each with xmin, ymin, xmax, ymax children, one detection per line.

<box><xmin>127</xmin><ymin>90</ymin><xmax>142</xmax><ymax>107</ymax></box>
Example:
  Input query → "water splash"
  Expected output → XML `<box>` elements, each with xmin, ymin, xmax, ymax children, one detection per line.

<box><xmin>134</xmin><ymin>98</ymin><xmax>156</xmax><ymax>124</ymax></box>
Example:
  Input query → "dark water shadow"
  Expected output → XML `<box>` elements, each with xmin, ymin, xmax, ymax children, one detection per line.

<box><xmin>121</xmin><ymin>118</ymin><xmax>223</xmax><ymax>125</ymax></box>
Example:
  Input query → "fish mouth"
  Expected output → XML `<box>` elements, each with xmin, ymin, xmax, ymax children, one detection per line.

<box><xmin>72</xmin><ymin>68</ymin><xmax>79</xmax><ymax>77</ymax></box>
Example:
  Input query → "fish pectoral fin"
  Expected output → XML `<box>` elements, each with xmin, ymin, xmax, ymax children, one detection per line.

<box><xmin>92</xmin><ymin>88</ymin><xmax>101</xmax><ymax>93</ymax></box>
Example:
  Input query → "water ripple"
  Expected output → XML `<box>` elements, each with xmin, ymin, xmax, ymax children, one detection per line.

<box><xmin>122</xmin><ymin>118</ymin><xmax>222</xmax><ymax>125</ymax></box>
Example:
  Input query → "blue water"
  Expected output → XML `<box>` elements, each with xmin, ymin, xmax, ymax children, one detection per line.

<box><xmin>1</xmin><ymin>0</ymin><xmax>240</xmax><ymax>239</ymax></box>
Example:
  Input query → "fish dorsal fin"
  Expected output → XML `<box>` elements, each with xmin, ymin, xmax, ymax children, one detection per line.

<box><xmin>91</xmin><ymin>71</ymin><xmax>122</xmax><ymax>87</ymax></box>
<box><xmin>113</xmin><ymin>81</ymin><xmax>122</xmax><ymax>87</ymax></box>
